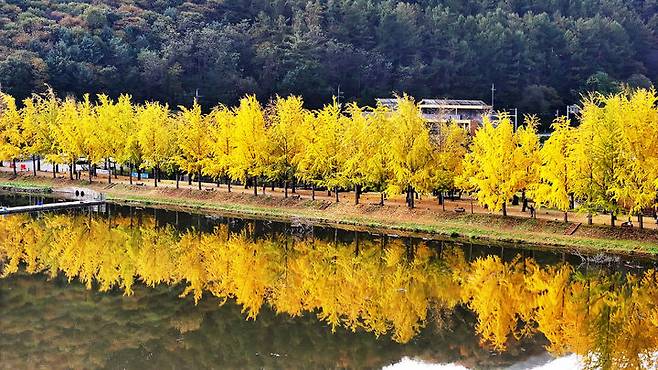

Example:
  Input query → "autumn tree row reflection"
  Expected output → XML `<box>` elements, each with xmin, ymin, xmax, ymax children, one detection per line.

<box><xmin>1</xmin><ymin>213</ymin><xmax>657</xmax><ymax>369</ymax></box>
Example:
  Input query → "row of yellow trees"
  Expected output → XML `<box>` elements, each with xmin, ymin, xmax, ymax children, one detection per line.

<box><xmin>2</xmin><ymin>212</ymin><xmax>658</xmax><ymax>369</ymax></box>
<box><xmin>0</xmin><ymin>88</ymin><xmax>657</xmax><ymax>223</ymax></box>
<box><xmin>0</xmin><ymin>91</ymin><xmax>468</xmax><ymax>205</ymax></box>
<box><xmin>461</xmin><ymin>88</ymin><xmax>658</xmax><ymax>226</ymax></box>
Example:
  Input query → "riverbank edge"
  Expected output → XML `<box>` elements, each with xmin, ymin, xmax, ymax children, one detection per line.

<box><xmin>0</xmin><ymin>176</ymin><xmax>656</xmax><ymax>258</ymax></box>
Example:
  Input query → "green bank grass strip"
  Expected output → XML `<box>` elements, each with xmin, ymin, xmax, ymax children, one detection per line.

<box><xmin>107</xmin><ymin>193</ymin><xmax>658</xmax><ymax>256</ymax></box>
<box><xmin>0</xmin><ymin>181</ymin><xmax>52</xmax><ymax>191</ymax></box>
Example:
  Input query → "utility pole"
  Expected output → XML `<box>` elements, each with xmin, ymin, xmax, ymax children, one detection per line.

<box><xmin>512</xmin><ymin>108</ymin><xmax>518</xmax><ymax>131</ymax></box>
<box><xmin>336</xmin><ymin>85</ymin><xmax>344</xmax><ymax>107</ymax></box>
<box><xmin>566</xmin><ymin>104</ymin><xmax>580</xmax><ymax>120</ymax></box>
<box><xmin>193</xmin><ymin>88</ymin><xmax>204</xmax><ymax>104</ymax></box>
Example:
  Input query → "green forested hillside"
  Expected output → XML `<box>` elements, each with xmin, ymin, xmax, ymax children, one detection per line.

<box><xmin>0</xmin><ymin>0</ymin><xmax>656</xmax><ymax>117</ymax></box>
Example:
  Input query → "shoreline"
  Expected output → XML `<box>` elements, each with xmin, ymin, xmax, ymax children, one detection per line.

<box><xmin>1</xmin><ymin>174</ymin><xmax>657</xmax><ymax>258</ymax></box>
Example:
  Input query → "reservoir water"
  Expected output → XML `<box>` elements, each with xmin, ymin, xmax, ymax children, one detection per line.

<box><xmin>0</xmin><ymin>194</ymin><xmax>656</xmax><ymax>369</ymax></box>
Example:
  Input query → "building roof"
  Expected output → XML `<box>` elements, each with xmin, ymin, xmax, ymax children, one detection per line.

<box><xmin>420</xmin><ymin>99</ymin><xmax>491</xmax><ymax>109</ymax></box>
<box><xmin>375</xmin><ymin>98</ymin><xmax>491</xmax><ymax>110</ymax></box>
<box><xmin>375</xmin><ymin>98</ymin><xmax>399</xmax><ymax>108</ymax></box>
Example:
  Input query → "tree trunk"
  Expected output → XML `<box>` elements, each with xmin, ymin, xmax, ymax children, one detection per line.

<box><xmin>502</xmin><ymin>202</ymin><xmax>507</xmax><ymax>217</ymax></box>
<box><xmin>587</xmin><ymin>213</ymin><xmax>593</xmax><ymax>225</ymax></box>
<box><xmin>37</xmin><ymin>156</ymin><xmax>41</xmax><ymax>171</ymax></box>
<box><xmin>521</xmin><ymin>190</ymin><xmax>527</xmax><ymax>212</ymax></box>
<box><xmin>12</xmin><ymin>159</ymin><xmax>16</xmax><ymax>176</ymax></box>
<box><xmin>53</xmin><ymin>165</ymin><xmax>56</xmax><ymax>179</ymax></box>
<box><xmin>638</xmin><ymin>214</ymin><xmax>643</xmax><ymax>229</ymax></box>
<box><xmin>198</xmin><ymin>169</ymin><xmax>202</xmax><ymax>190</ymax></box>
<box><xmin>32</xmin><ymin>155</ymin><xmax>37</xmax><ymax>176</ymax></box>
<box><xmin>335</xmin><ymin>186</ymin><xmax>339</xmax><ymax>203</ymax></box>
<box><xmin>406</xmin><ymin>186</ymin><xmax>415</xmax><ymax>208</ymax></box>
<box><xmin>227</xmin><ymin>176</ymin><xmax>231</xmax><ymax>193</ymax></box>
<box><xmin>440</xmin><ymin>193</ymin><xmax>445</xmax><ymax>211</ymax></box>
<box><xmin>262</xmin><ymin>179</ymin><xmax>266</xmax><ymax>194</ymax></box>
<box><xmin>129</xmin><ymin>163</ymin><xmax>133</xmax><ymax>185</ymax></box>
<box><xmin>564</xmin><ymin>211</ymin><xmax>568</xmax><ymax>223</ymax></box>
<box><xmin>188</xmin><ymin>173</ymin><xmax>192</xmax><ymax>186</ymax></box>
<box><xmin>88</xmin><ymin>161</ymin><xmax>92</xmax><ymax>182</ymax></box>
<box><xmin>137</xmin><ymin>169</ymin><xmax>141</xmax><ymax>181</ymax></box>
<box><xmin>176</xmin><ymin>171</ymin><xmax>180</xmax><ymax>189</ymax></box>
<box><xmin>354</xmin><ymin>184</ymin><xmax>361</xmax><ymax>205</ymax></box>
<box><xmin>69</xmin><ymin>160</ymin><xmax>74</xmax><ymax>180</ymax></box>
<box><xmin>311</xmin><ymin>183</ymin><xmax>315</xmax><ymax>200</ymax></box>
<box><xmin>610</xmin><ymin>211</ymin><xmax>615</xmax><ymax>227</ymax></box>
<box><xmin>470</xmin><ymin>197</ymin><xmax>474</xmax><ymax>214</ymax></box>
<box><xmin>284</xmin><ymin>180</ymin><xmax>288</xmax><ymax>198</ymax></box>
<box><xmin>380</xmin><ymin>192</ymin><xmax>385</xmax><ymax>206</ymax></box>
<box><xmin>253</xmin><ymin>177</ymin><xmax>258</xmax><ymax>196</ymax></box>
<box><xmin>271</xmin><ymin>182</ymin><xmax>274</xmax><ymax>192</ymax></box>
<box><xmin>292</xmin><ymin>177</ymin><xmax>296</xmax><ymax>193</ymax></box>
<box><xmin>153</xmin><ymin>167</ymin><xmax>158</xmax><ymax>188</ymax></box>
<box><xmin>108</xmin><ymin>163</ymin><xmax>112</xmax><ymax>184</ymax></box>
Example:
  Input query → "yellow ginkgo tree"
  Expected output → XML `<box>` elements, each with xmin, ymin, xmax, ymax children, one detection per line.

<box><xmin>314</xmin><ymin>100</ymin><xmax>348</xmax><ymax>202</ymax></box>
<box><xmin>609</xmin><ymin>89</ymin><xmax>658</xmax><ymax>228</ymax></box>
<box><xmin>460</xmin><ymin>114</ymin><xmax>539</xmax><ymax>216</ymax></box>
<box><xmin>228</xmin><ymin>95</ymin><xmax>268</xmax><ymax>195</ymax></box>
<box><xmin>204</xmin><ymin>105</ymin><xmax>235</xmax><ymax>191</ymax></box>
<box><xmin>295</xmin><ymin>110</ymin><xmax>324</xmax><ymax>200</ymax></box>
<box><xmin>363</xmin><ymin>104</ymin><xmax>394</xmax><ymax>205</ymax></box>
<box><xmin>176</xmin><ymin>101</ymin><xmax>211</xmax><ymax>190</ymax></box>
<box><xmin>387</xmin><ymin>95</ymin><xmax>434</xmax><ymax>208</ymax></box>
<box><xmin>531</xmin><ymin>116</ymin><xmax>576</xmax><ymax>222</ymax></box>
<box><xmin>341</xmin><ymin>102</ymin><xmax>370</xmax><ymax>204</ymax></box>
<box><xmin>575</xmin><ymin>93</ymin><xmax>626</xmax><ymax>226</ymax></box>
<box><xmin>137</xmin><ymin>102</ymin><xmax>176</xmax><ymax>187</ymax></box>
<box><xmin>25</xmin><ymin>91</ymin><xmax>61</xmax><ymax>178</ymax></box>
<box><xmin>430</xmin><ymin>120</ymin><xmax>469</xmax><ymax>210</ymax></box>
<box><xmin>266</xmin><ymin>96</ymin><xmax>305</xmax><ymax>198</ymax></box>
<box><xmin>0</xmin><ymin>93</ymin><xmax>25</xmax><ymax>175</ymax></box>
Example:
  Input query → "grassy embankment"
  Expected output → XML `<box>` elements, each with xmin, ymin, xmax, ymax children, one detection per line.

<box><xmin>1</xmin><ymin>173</ymin><xmax>657</xmax><ymax>256</ymax></box>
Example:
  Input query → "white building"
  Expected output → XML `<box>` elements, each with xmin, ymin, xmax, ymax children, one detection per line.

<box><xmin>376</xmin><ymin>98</ymin><xmax>492</xmax><ymax>133</ymax></box>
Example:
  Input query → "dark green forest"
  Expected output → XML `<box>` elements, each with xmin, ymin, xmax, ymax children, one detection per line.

<box><xmin>0</xmin><ymin>0</ymin><xmax>656</xmax><ymax>119</ymax></box>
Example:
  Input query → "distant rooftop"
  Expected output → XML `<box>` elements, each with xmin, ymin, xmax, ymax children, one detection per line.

<box><xmin>420</xmin><ymin>99</ymin><xmax>490</xmax><ymax>108</ymax></box>
<box><xmin>375</xmin><ymin>98</ymin><xmax>398</xmax><ymax>107</ymax></box>
<box><xmin>375</xmin><ymin>98</ymin><xmax>491</xmax><ymax>110</ymax></box>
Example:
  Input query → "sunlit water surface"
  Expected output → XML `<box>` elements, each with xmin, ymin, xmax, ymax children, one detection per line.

<box><xmin>0</xmin><ymin>194</ymin><xmax>657</xmax><ymax>369</ymax></box>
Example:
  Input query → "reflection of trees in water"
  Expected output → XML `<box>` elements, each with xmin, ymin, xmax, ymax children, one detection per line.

<box><xmin>0</xmin><ymin>274</ymin><xmax>540</xmax><ymax>369</ymax></box>
<box><xmin>1</xmin><ymin>213</ymin><xmax>657</xmax><ymax>369</ymax></box>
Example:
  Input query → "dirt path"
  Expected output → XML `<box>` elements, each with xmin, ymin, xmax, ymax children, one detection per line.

<box><xmin>5</xmin><ymin>165</ymin><xmax>656</xmax><ymax>230</ymax></box>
